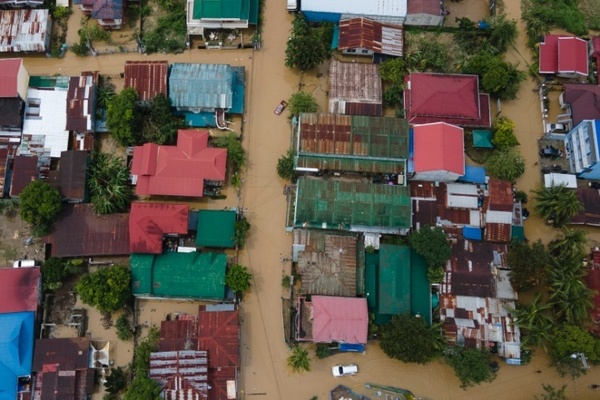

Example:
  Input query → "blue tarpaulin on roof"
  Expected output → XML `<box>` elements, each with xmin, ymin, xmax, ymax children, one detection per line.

<box><xmin>463</xmin><ymin>226</ymin><xmax>482</xmax><ymax>241</ymax></box>
<box><xmin>458</xmin><ymin>165</ymin><xmax>486</xmax><ymax>184</ymax></box>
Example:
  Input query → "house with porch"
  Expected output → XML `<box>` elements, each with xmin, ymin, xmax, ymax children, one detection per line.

<box><xmin>186</xmin><ymin>0</ymin><xmax>259</xmax><ymax>37</ymax></box>
<box><xmin>337</xmin><ymin>18</ymin><xmax>403</xmax><ymax>60</ymax></box>
<box><xmin>80</xmin><ymin>0</ymin><xmax>124</xmax><ymax>29</ymax></box>
<box><xmin>539</xmin><ymin>35</ymin><xmax>589</xmax><ymax>79</ymax></box>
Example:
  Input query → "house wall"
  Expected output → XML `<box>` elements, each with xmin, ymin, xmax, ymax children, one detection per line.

<box><xmin>404</xmin><ymin>13</ymin><xmax>443</xmax><ymax>26</ymax></box>
<box><xmin>565</xmin><ymin>120</ymin><xmax>600</xmax><ymax>176</ymax></box>
<box><xmin>412</xmin><ymin>169</ymin><xmax>460</xmax><ymax>182</ymax></box>
<box><xmin>16</xmin><ymin>64</ymin><xmax>30</xmax><ymax>101</ymax></box>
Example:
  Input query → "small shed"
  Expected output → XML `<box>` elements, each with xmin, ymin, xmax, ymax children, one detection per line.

<box><xmin>544</xmin><ymin>173</ymin><xmax>577</xmax><ymax>189</ymax></box>
<box><xmin>196</xmin><ymin>209</ymin><xmax>237</xmax><ymax>248</ymax></box>
<box><xmin>472</xmin><ymin>129</ymin><xmax>493</xmax><ymax>148</ymax></box>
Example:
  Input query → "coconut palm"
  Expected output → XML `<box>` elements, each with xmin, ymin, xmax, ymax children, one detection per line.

<box><xmin>287</xmin><ymin>345</ymin><xmax>311</xmax><ymax>373</ymax></box>
<box><xmin>532</xmin><ymin>184</ymin><xmax>583</xmax><ymax>227</ymax></box>
<box><xmin>547</xmin><ymin>258</ymin><xmax>593</xmax><ymax>325</ymax></box>
<box><xmin>511</xmin><ymin>293</ymin><xmax>552</xmax><ymax>348</ymax></box>
<box><xmin>548</xmin><ymin>227</ymin><xmax>587</xmax><ymax>264</ymax></box>
<box><xmin>88</xmin><ymin>152</ymin><xmax>133</xmax><ymax>215</ymax></box>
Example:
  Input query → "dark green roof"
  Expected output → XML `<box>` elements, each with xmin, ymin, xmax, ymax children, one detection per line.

<box><xmin>409</xmin><ymin>250</ymin><xmax>432</xmax><ymax>323</ymax></box>
<box><xmin>511</xmin><ymin>225</ymin><xmax>525</xmax><ymax>242</ymax></box>
<box><xmin>196</xmin><ymin>210</ymin><xmax>237</xmax><ymax>248</ymax></box>
<box><xmin>472</xmin><ymin>129</ymin><xmax>493</xmax><ymax>149</ymax></box>
<box><xmin>378</xmin><ymin>244</ymin><xmax>411</xmax><ymax>315</ymax></box>
<box><xmin>192</xmin><ymin>0</ymin><xmax>259</xmax><ymax>23</ymax></box>
<box><xmin>130</xmin><ymin>252</ymin><xmax>226</xmax><ymax>300</ymax></box>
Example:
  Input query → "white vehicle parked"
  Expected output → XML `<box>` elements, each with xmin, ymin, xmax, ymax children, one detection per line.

<box><xmin>546</xmin><ymin>123</ymin><xmax>568</xmax><ymax>133</ymax></box>
<box><xmin>13</xmin><ymin>259</ymin><xmax>37</xmax><ymax>268</ymax></box>
<box><xmin>332</xmin><ymin>364</ymin><xmax>358</xmax><ymax>377</ymax></box>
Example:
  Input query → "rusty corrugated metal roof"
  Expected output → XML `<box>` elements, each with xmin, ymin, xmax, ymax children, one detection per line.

<box><xmin>0</xmin><ymin>9</ymin><xmax>50</xmax><ymax>53</ymax></box>
<box><xmin>407</xmin><ymin>0</ymin><xmax>441</xmax><ymax>14</ymax></box>
<box><xmin>66</xmin><ymin>72</ymin><xmax>98</xmax><ymax>133</ymax></box>
<box><xmin>9</xmin><ymin>155</ymin><xmax>37</xmax><ymax>197</ymax></box>
<box><xmin>0</xmin><ymin>267</ymin><xmax>40</xmax><ymax>313</ymax></box>
<box><xmin>484</xmin><ymin>222</ymin><xmax>511</xmax><ymax>243</ymax></box>
<box><xmin>487</xmin><ymin>179</ymin><xmax>513</xmax><ymax>211</ymax></box>
<box><xmin>129</xmin><ymin>202</ymin><xmax>189</xmax><ymax>254</ymax></box>
<box><xmin>573</xmin><ymin>187</ymin><xmax>600</xmax><ymax>226</ymax></box>
<box><xmin>338</xmin><ymin>17</ymin><xmax>403</xmax><ymax>57</ymax></box>
<box><xmin>124</xmin><ymin>61</ymin><xmax>168</xmax><ymax>102</ymax></box>
<box><xmin>328</xmin><ymin>60</ymin><xmax>382</xmax><ymax>116</ymax></box>
<box><xmin>56</xmin><ymin>150</ymin><xmax>89</xmax><ymax>202</ymax></box>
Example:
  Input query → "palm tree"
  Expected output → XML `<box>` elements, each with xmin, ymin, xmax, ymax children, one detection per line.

<box><xmin>287</xmin><ymin>345</ymin><xmax>311</xmax><ymax>373</ymax></box>
<box><xmin>511</xmin><ymin>293</ymin><xmax>552</xmax><ymax>348</ymax></box>
<box><xmin>547</xmin><ymin>258</ymin><xmax>593</xmax><ymax>325</ymax></box>
<box><xmin>548</xmin><ymin>227</ymin><xmax>587</xmax><ymax>264</ymax></box>
<box><xmin>88</xmin><ymin>152</ymin><xmax>133</xmax><ymax>215</ymax></box>
<box><xmin>532</xmin><ymin>184</ymin><xmax>583</xmax><ymax>227</ymax></box>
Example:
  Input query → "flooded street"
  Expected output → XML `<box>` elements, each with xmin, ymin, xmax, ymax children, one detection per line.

<box><xmin>10</xmin><ymin>0</ymin><xmax>600</xmax><ymax>398</ymax></box>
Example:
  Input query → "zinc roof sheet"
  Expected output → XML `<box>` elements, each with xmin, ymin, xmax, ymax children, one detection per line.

<box><xmin>9</xmin><ymin>155</ymin><xmax>37</xmax><ymax>197</ymax></box>
<box><xmin>0</xmin><ymin>9</ymin><xmax>50</xmax><ymax>53</ymax></box>
<box><xmin>328</xmin><ymin>60</ymin><xmax>383</xmax><ymax>116</ymax></box>
<box><xmin>0</xmin><ymin>267</ymin><xmax>40</xmax><ymax>313</ymax></box>
<box><xmin>66</xmin><ymin>72</ymin><xmax>97</xmax><ymax>133</ymax></box>
<box><xmin>311</xmin><ymin>295</ymin><xmax>368</xmax><ymax>344</ymax></box>
<box><xmin>338</xmin><ymin>18</ymin><xmax>403</xmax><ymax>57</ymax></box>
<box><xmin>56</xmin><ymin>150</ymin><xmax>89</xmax><ymax>202</ymax></box>
<box><xmin>193</xmin><ymin>0</ymin><xmax>248</xmax><ymax>20</ymax></box>
<box><xmin>169</xmin><ymin>63</ymin><xmax>233</xmax><ymax>110</ymax></box>
<box><xmin>124</xmin><ymin>61</ymin><xmax>168</xmax><ymax>102</ymax></box>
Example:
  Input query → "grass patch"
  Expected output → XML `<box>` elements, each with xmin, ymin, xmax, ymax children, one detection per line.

<box><xmin>521</xmin><ymin>0</ymin><xmax>587</xmax><ymax>49</ymax></box>
<box><xmin>580</xmin><ymin>0</ymin><xmax>600</xmax><ymax>31</ymax></box>
<box><xmin>141</xmin><ymin>0</ymin><xmax>187</xmax><ymax>54</ymax></box>
<box><xmin>2</xmin><ymin>245</ymin><xmax>17</xmax><ymax>261</ymax></box>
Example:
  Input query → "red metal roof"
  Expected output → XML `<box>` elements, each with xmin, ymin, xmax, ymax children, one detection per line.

<box><xmin>131</xmin><ymin>130</ymin><xmax>227</xmax><ymax>197</ymax></box>
<box><xmin>338</xmin><ymin>18</ymin><xmax>403</xmax><ymax>57</ymax></box>
<box><xmin>9</xmin><ymin>155</ymin><xmax>37</xmax><ymax>197</ymax></box>
<box><xmin>413</xmin><ymin>122</ymin><xmax>464</xmax><ymax>175</ymax></box>
<box><xmin>44</xmin><ymin>204</ymin><xmax>130</xmax><ymax>257</ymax></box>
<box><xmin>0</xmin><ymin>267</ymin><xmax>40</xmax><ymax>313</ymax></box>
<box><xmin>0</xmin><ymin>58</ymin><xmax>22</xmax><ymax>98</ymax></box>
<box><xmin>124</xmin><ymin>61</ymin><xmax>168</xmax><ymax>102</ymax></box>
<box><xmin>311</xmin><ymin>296</ymin><xmax>368</xmax><ymax>344</ymax></box>
<box><xmin>539</xmin><ymin>35</ymin><xmax>589</xmax><ymax>76</ymax></box>
<box><xmin>129</xmin><ymin>202</ymin><xmax>189</xmax><ymax>254</ymax></box>
<box><xmin>562</xmin><ymin>84</ymin><xmax>600</xmax><ymax>126</ymax></box>
<box><xmin>592</xmin><ymin>36</ymin><xmax>600</xmax><ymax>57</ymax></box>
<box><xmin>149</xmin><ymin>351</ymin><xmax>209</xmax><ymax>400</ymax></box>
<box><xmin>407</xmin><ymin>0</ymin><xmax>441</xmax><ymax>14</ymax></box>
<box><xmin>487</xmin><ymin>179</ymin><xmax>513</xmax><ymax>212</ymax></box>
<box><xmin>404</xmin><ymin>73</ymin><xmax>491</xmax><ymax>128</ymax></box>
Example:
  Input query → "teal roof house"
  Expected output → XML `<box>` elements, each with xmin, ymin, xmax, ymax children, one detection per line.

<box><xmin>186</xmin><ymin>0</ymin><xmax>259</xmax><ymax>36</ymax></box>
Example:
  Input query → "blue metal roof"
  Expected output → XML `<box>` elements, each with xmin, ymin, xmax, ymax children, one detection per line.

<box><xmin>0</xmin><ymin>312</ymin><xmax>34</xmax><ymax>400</ymax></box>
<box><xmin>458</xmin><ymin>165</ymin><xmax>486</xmax><ymax>184</ymax></box>
<box><xmin>463</xmin><ymin>226</ymin><xmax>483</xmax><ymax>241</ymax></box>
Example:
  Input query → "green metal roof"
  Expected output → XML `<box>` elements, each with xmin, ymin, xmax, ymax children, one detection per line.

<box><xmin>296</xmin><ymin>154</ymin><xmax>406</xmax><ymax>174</ymax></box>
<box><xmin>365</xmin><ymin>253</ymin><xmax>379</xmax><ymax>310</ymax></box>
<box><xmin>294</xmin><ymin>178</ymin><xmax>412</xmax><ymax>232</ymax></box>
<box><xmin>193</xmin><ymin>0</ymin><xmax>258</xmax><ymax>23</ymax></box>
<box><xmin>378</xmin><ymin>244</ymin><xmax>411</xmax><ymax>315</ymax></box>
<box><xmin>29</xmin><ymin>75</ymin><xmax>70</xmax><ymax>89</ymax></box>
<box><xmin>410</xmin><ymin>250</ymin><xmax>432</xmax><ymax>323</ymax></box>
<box><xmin>196</xmin><ymin>209</ymin><xmax>237</xmax><ymax>248</ymax></box>
<box><xmin>511</xmin><ymin>225</ymin><xmax>525</xmax><ymax>242</ymax></box>
<box><xmin>472</xmin><ymin>129</ymin><xmax>494</xmax><ymax>149</ymax></box>
<box><xmin>130</xmin><ymin>252</ymin><xmax>227</xmax><ymax>300</ymax></box>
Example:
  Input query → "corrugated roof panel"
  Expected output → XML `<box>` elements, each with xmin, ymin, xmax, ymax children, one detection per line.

<box><xmin>0</xmin><ymin>267</ymin><xmax>40</xmax><ymax>313</ymax></box>
<box><xmin>124</xmin><ymin>61</ymin><xmax>168</xmax><ymax>102</ymax></box>
<box><xmin>0</xmin><ymin>10</ymin><xmax>49</xmax><ymax>53</ymax></box>
<box><xmin>169</xmin><ymin>63</ymin><xmax>234</xmax><ymax>111</ymax></box>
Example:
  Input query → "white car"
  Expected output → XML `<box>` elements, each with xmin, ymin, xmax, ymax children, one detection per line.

<box><xmin>332</xmin><ymin>364</ymin><xmax>358</xmax><ymax>377</ymax></box>
<box><xmin>13</xmin><ymin>260</ymin><xmax>36</xmax><ymax>268</ymax></box>
<box><xmin>546</xmin><ymin>123</ymin><xmax>568</xmax><ymax>133</ymax></box>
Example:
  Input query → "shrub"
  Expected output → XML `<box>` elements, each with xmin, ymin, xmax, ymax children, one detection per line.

<box><xmin>115</xmin><ymin>313</ymin><xmax>134</xmax><ymax>341</ymax></box>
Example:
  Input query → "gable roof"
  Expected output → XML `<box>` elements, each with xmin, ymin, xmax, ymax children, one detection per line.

<box><xmin>572</xmin><ymin>187</ymin><xmax>600</xmax><ymax>226</ymax></box>
<box><xmin>413</xmin><ymin>122</ymin><xmax>465</xmax><ymax>175</ymax></box>
<box><xmin>149</xmin><ymin>350</ymin><xmax>209</xmax><ymax>400</ymax></box>
<box><xmin>124</xmin><ymin>61</ymin><xmax>168</xmax><ymax>102</ymax></box>
<box><xmin>563</xmin><ymin>84</ymin><xmax>600</xmax><ymax>126</ymax></box>
<box><xmin>129</xmin><ymin>202</ymin><xmax>189</xmax><ymax>254</ymax></box>
<box><xmin>131</xmin><ymin>129</ymin><xmax>227</xmax><ymax>197</ymax></box>
<box><xmin>0</xmin><ymin>267</ymin><xmax>40</xmax><ymax>313</ymax></box>
<box><xmin>407</xmin><ymin>0</ymin><xmax>441</xmax><ymax>14</ymax></box>
<box><xmin>0</xmin><ymin>312</ymin><xmax>34</xmax><ymax>400</ymax></box>
<box><xmin>92</xmin><ymin>0</ymin><xmax>123</xmax><ymax>20</ymax></box>
<box><xmin>328</xmin><ymin>60</ymin><xmax>383</xmax><ymax>116</ymax></box>
<box><xmin>66</xmin><ymin>72</ymin><xmax>97</xmax><ymax>132</ymax></box>
<box><xmin>169</xmin><ymin>64</ymin><xmax>234</xmax><ymax>110</ymax></box>
<box><xmin>44</xmin><ymin>204</ymin><xmax>130</xmax><ymax>257</ymax></box>
<box><xmin>9</xmin><ymin>155</ymin><xmax>37</xmax><ymax>198</ymax></box>
<box><xmin>404</xmin><ymin>72</ymin><xmax>491</xmax><ymax>128</ymax></box>
<box><xmin>0</xmin><ymin>59</ymin><xmax>22</xmax><ymax>98</ymax></box>
<box><xmin>55</xmin><ymin>150</ymin><xmax>89</xmax><ymax>202</ymax></box>
<box><xmin>195</xmin><ymin>209</ymin><xmax>236</xmax><ymax>248</ymax></box>
<box><xmin>311</xmin><ymin>296</ymin><xmax>368</xmax><ymax>344</ymax></box>
<box><xmin>487</xmin><ymin>179</ymin><xmax>513</xmax><ymax>212</ymax></box>
<box><xmin>130</xmin><ymin>252</ymin><xmax>227</xmax><ymax>299</ymax></box>
<box><xmin>539</xmin><ymin>35</ymin><xmax>589</xmax><ymax>76</ymax></box>
<box><xmin>338</xmin><ymin>18</ymin><xmax>403</xmax><ymax>57</ymax></box>
<box><xmin>0</xmin><ymin>97</ymin><xmax>22</xmax><ymax>128</ymax></box>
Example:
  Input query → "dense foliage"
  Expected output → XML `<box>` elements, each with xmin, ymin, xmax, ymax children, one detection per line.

<box><xmin>141</xmin><ymin>0</ymin><xmax>187</xmax><ymax>54</ymax></box>
<box><xmin>549</xmin><ymin>325</ymin><xmax>600</xmax><ymax>378</ymax></box>
<box><xmin>535</xmin><ymin>384</ymin><xmax>569</xmax><ymax>400</ymax></box>
<box><xmin>115</xmin><ymin>313</ymin><xmax>134</xmax><ymax>341</ymax></box>
<box><xmin>453</xmin><ymin>15</ymin><xmax>518</xmax><ymax>56</ymax></box>
<box><xmin>19</xmin><ymin>180</ymin><xmax>62</xmax><ymax>237</ymax></box>
<box><xmin>75</xmin><ymin>265</ymin><xmax>131</xmax><ymax>313</ymax></box>
<box><xmin>104</xmin><ymin>367</ymin><xmax>128</xmax><ymax>395</ymax></box>
<box><xmin>379</xmin><ymin>315</ymin><xmax>445</xmax><ymax>364</ymax></box>
<box><xmin>407</xmin><ymin>226</ymin><xmax>451</xmax><ymax>282</ymax></box>
<box><xmin>106</xmin><ymin>88</ymin><xmax>139</xmax><ymax>147</ymax></box>
<box><xmin>547</xmin><ymin>256</ymin><xmax>593</xmax><ymax>326</ymax></box>
<box><xmin>287</xmin><ymin>345</ymin><xmax>311</xmax><ymax>372</ymax></box>
<box><xmin>88</xmin><ymin>152</ymin><xmax>133</xmax><ymax>215</ymax></box>
<box><xmin>139</xmin><ymin>94</ymin><xmax>179</xmax><ymax>145</ymax></box>
<box><xmin>532</xmin><ymin>184</ymin><xmax>583</xmax><ymax>227</ymax></box>
<box><xmin>492</xmin><ymin>117</ymin><xmax>518</xmax><ymax>149</ymax></box>
<box><xmin>485</xmin><ymin>149</ymin><xmax>525</xmax><ymax>182</ymax></box>
<box><xmin>123</xmin><ymin>376</ymin><xmax>162</xmax><ymax>400</ymax></box>
<box><xmin>507</xmin><ymin>240</ymin><xmax>549</xmax><ymax>292</ymax></box>
<box><xmin>234</xmin><ymin>217</ymin><xmax>251</xmax><ymax>248</ymax></box>
<box><xmin>521</xmin><ymin>0</ymin><xmax>587</xmax><ymax>48</ymax></box>
<box><xmin>225</xmin><ymin>264</ymin><xmax>252</xmax><ymax>294</ymax></box>
<box><xmin>462</xmin><ymin>52</ymin><xmax>525</xmax><ymax>101</ymax></box>
<box><xmin>445</xmin><ymin>347</ymin><xmax>497</xmax><ymax>388</ymax></box>
<box><xmin>285</xmin><ymin>15</ymin><xmax>333</xmax><ymax>71</ymax></box>
<box><xmin>41</xmin><ymin>258</ymin><xmax>81</xmax><ymax>291</ymax></box>
<box><xmin>512</xmin><ymin>293</ymin><xmax>553</xmax><ymax>348</ymax></box>
<box><xmin>277</xmin><ymin>149</ymin><xmax>296</xmax><ymax>181</ymax></box>
<box><xmin>213</xmin><ymin>133</ymin><xmax>246</xmax><ymax>174</ymax></box>
<box><xmin>287</xmin><ymin>91</ymin><xmax>318</xmax><ymax>120</ymax></box>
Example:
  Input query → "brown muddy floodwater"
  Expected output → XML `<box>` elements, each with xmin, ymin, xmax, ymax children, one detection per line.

<box><xmin>16</xmin><ymin>0</ymin><xmax>599</xmax><ymax>398</ymax></box>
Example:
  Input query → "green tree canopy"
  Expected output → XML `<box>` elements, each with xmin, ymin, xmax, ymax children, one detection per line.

<box><xmin>547</xmin><ymin>227</ymin><xmax>587</xmax><ymax>264</ymax></box>
<box><xmin>234</xmin><ymin>217</ymin><xmax>251</xmax><ymax>248</ymax></box>
<box><xmin>287</xmin><ymin>345</ymin><xmax>311</xmax><ymax>373</ymax></box>
<box><xmin>41</xmin><ymin>258</ymin><xmax>80</xmax><ymax>291</ymax></box>
<box><xmin>139</xmin><ymin>94</ymin><xmax>179</xmax><ymax>145</ymax></box>
<box><xmin>507</xmin><ymin>239</ymin><xmax>549</xmax><ymax>292</ymax></box>
<box><xmin>115</xmin><ymin>313</ymin><xmax>134</xmax><ymax>341</ymax></box>
<box><xmin>213</xmin><ymin>133</ymin><xmax>246</xmax><ymax>173</ymax></box>
<box><xmin>75</xmin><ymin>265</ymin><xmax>131</xmax><ymax>313</ymax></box>
<box><xmin>535</xmin><ymin>384</ymin><xmax>570</xmax><ymax>400</ymax></box>
<box><xmin>512</xmin><ymin>293</ymin><xmax>553</xmax><ymax>348</ymax></box>
<box><xmin>445</xmin><ymin>347</ymin><xmax>496</xmax><ymax>389</ymax></box>
<box><xmin>277</xmin><ymin>149</ymin><xmax>297</xmax><ymax>181</ymax></box>
<box><xmin>19</xmin><ymin>180</ymin><xmax>62</xmax><ymax>237</ymax></box>
<box><xmin>287</xmin><ymin>92</ymin><xmax>318</xmax><ymax>120</ymax></box>
<box><xmin>104</xmin><ymin>367</ymin><xmax>128</xmax><ymax>395</ymax></box>
<box><xmin>106</xmin><ymin>87</ymin><xmax>140</xmax><ymax>147</ymax></box>
<box><xmin>407</xmin><ymin>226</ymin><xmax>451</xmax><ymax>282</ymax></box>
<box><xmin>532</xmin><ymin>184</ymin><xmax>583</xmax><ymax>227</ymax></box>
<box><xmin>547</xmin><ymin>257</ymin><xmax>593</xmax><ymax>326</ymax></box>
<box><xmin>88</xmin><ymin>152</ymin><xmax>133</xmax><ymax>215</ymax></box>
<box><xmin>285</xmin><ymin>15</ymin><xmax>332</xmax><ymax>71</ymax></box>
<box><xmin>485</xmin><ymin>148</ymin><xmax>525</xmax><ymax>182</ymax></box>
<box><xmin>549</xmin><ymin>325</ymin><xmax>600</xmax><ymax>377</ymax></box>
<box><xmin>123</xmin><ymin>376</ymin><xmax>161</xmax><ymax>400</ymax></box>
<box><xmin>379</xmin><ymin>315</ymin><xmax>445</xmax><ymax>364</ymax></box>
<box><xmin>492</xmin><ymin>116</ymin><xmax>518</xmax><ymax>149</ymax></box>
<box><xmin>462</xmin><ymin>52</ymin><xmax>525</xmax><ymax>101</ymax></box>
<box><xmin>225</xmin><ymin>264</ymin><xmax>252</xmax><ymax>294</ymax></box>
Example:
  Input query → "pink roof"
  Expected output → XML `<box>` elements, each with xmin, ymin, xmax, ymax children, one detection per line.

<box><xmin>404</xmin><ymin>73</ymin><xmax>491</xmax><ymax>128</ymax></box>
<box><xmin>131</xmin><ymin>130</ymin><xmax>227</xmax><ymax>197</ymax></box>
<box><xmin>592</xmin><ymin>36</ymin><xmax>600</xmax><ymax>58</ymax></box>
<box><xmin>0</xmin><ymin>59</ymin><xmax>22</xmax><ymax>98</ymax></box>
<box><xmin>311</xmin><ymin>296</ymin><xmax>368</xmax><ymax>344</ymax></box>
<box><xmin>413</xmin><ymin>122</ymin><xmax>465</xmax><ymax>175</ymax></box>
<box><xmin>129</xmin><ymin>202</ymin><xmax>189</xmax><ymax>254</ymax></box>
<box><xmin>0</xmin><ymin>267</ymin><xmax>40</xmax><ymax>313</ymax></box>
<box><xmin>539</xmin><ymin>35</ymin><xmax>588</xmax><ymax>76</ymax></box>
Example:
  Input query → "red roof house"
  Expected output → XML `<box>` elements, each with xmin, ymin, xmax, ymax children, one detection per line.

<box><xmin>311</xmin><ymin>296</ymin><xmax>368</xmax><ymax>344</ymax></box>
<box><xmin>0</xmin><ymin>58</ymin><xmax>29</xmax><ymax>100</ymax></box>
<box><xmin>539</xmin><ymin>35</ymin><xmax>589</xmax><ymax>78</ymax></box>
<box><xmin>404</xmin><ymin>72</ymin><xmax>491</xmax><ymax>128</ymax></box>
<box><xmin>131</xmin><ymin>129</ymin><xmax>227</xmax><ymax>198</ymax></box>
<box><xmin>412</xmin><ymin>122</ymin><xmax>465</xmax><ymax>182</ymax></box>
<box><xmin>338</xmin><ymin>18</ymin><xmax>403</xmax><ymax>57</ymax></box>
<box><xmin>0</xmin><ymin>267</ymin><xmax>40</xmax><ymax>314</ymax></box>
<box><xmin>129</xmin><ymin>202</ymin><xmax>189</xmax><ymax>254</ymax></box>
<box><xmin>562</xmin><ymin>84</ymin><xmax>600</xmax><ymax>126</ymax></box>
<box><xmin>124</xmin><ymin>61</ymin><xmax>169</xmax><ymax>102</ymax></box>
